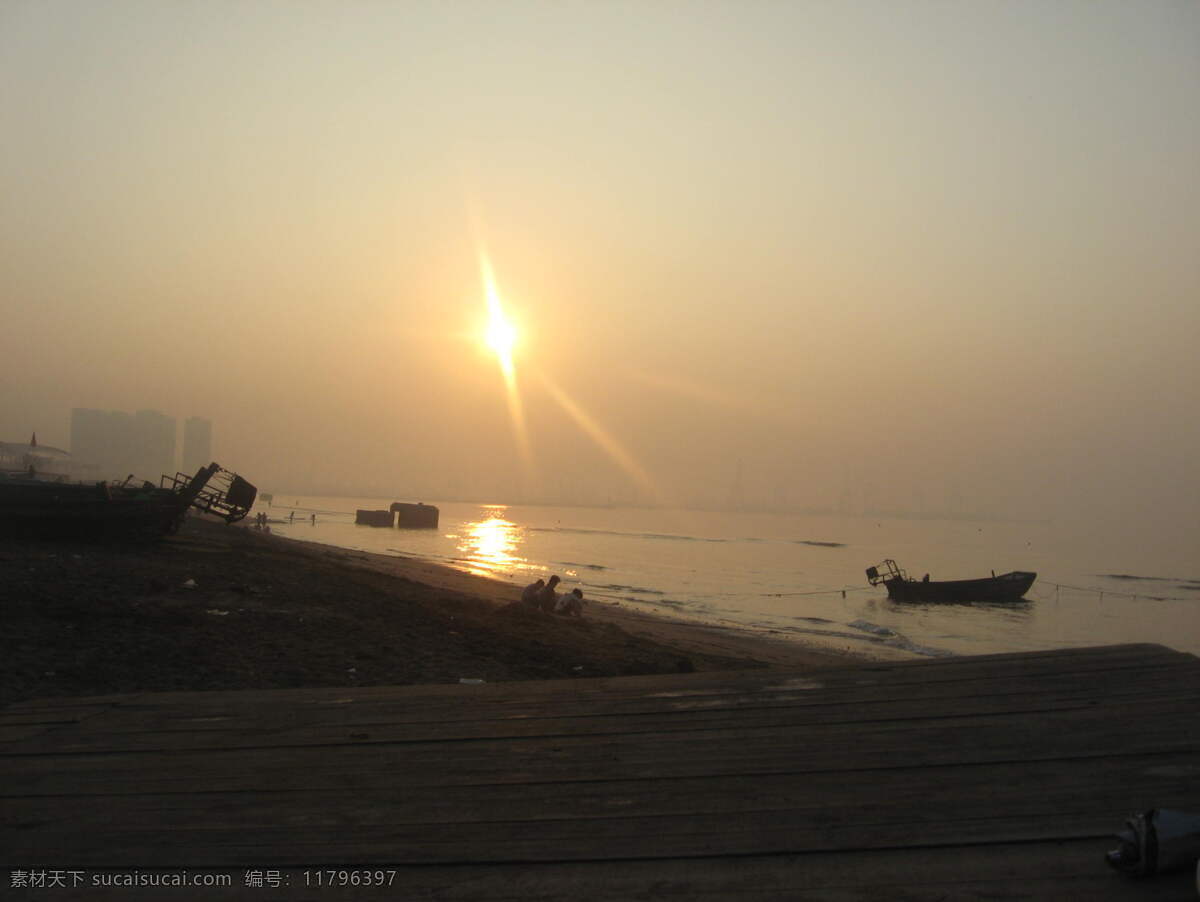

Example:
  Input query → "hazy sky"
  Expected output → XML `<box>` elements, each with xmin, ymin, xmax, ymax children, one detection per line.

<box><xmin>2</xmin><ymin>1</ymin><xmax>1197</xmax><ymax>527</ymax></box>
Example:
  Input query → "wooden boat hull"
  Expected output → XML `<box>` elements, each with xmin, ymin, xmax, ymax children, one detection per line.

<box><xmin>884</xmin><ymin>571</ymin><xmax>1037</xmax><ymax>604</ymax></box>
<box><xmin>0</xmin><ymin>463</ymin><xmax>248</xmax><ymax>540</ymax></box>
<box><xmin>0</xmin><ymin>480</ymin><xmax>190</xmax><ymax>539</ymax></box>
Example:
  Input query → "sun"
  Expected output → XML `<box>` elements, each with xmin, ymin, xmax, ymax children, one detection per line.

<box><xmin>485</xmin><ymin>304</ymin><xmax>517</xmax><ymax>364</ymax></box>
<box><xmin>476</xmin><ymin>251</ymin><xmax>533</xmax><ymax>476</ymax></box>
<box><xmin>481</xmin><ymin>259</ymin><xmax>517</xmax><ymax>377</ymax></box>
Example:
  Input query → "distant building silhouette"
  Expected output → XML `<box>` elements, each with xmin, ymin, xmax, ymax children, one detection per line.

<box><xmin>135</xmin><ymin>409</ymin><xmax>175</xmax><ymax>481</ymax></box>
<box><xmin>70</xmin><ymin>407</ymin><xmax>177</xmax><ymax>482</ymax></box>
<box><xmin>182</xmin><ymin>417</ymin><xmax>213</xmax><ymax>475</ymax></box>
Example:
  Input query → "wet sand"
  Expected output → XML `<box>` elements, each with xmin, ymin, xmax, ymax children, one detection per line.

<box><xmin>2</xmin><ymin>516</ymin><xmax>872</xmax><ymax>708</ymax></box>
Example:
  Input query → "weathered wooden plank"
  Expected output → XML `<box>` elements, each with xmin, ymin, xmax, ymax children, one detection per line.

<box><xmin>318</xmin><ymin>842</ymin><xmax>1200</xmax><ymax>902</ymax></box>
<box><xmin>0</xmin><ymin>804</ymin><xmax>1172</xmax><ymax>866</ymax></box>
<box><xmin>5</xmin><ymin>688</ymin><xmax>1198</xmax><ymax>783</ymax></box>
<box><xmin>7</xmin><ymin>842</ymin><xmax>1192</xmax><ymax>901</ymax></box>
<box><xmin>0</xmin><ymin>724</ymin><xmax>61</xmax><ymax>743</ymax></box>
<box><xmin>0</xmin><ymin>707</ymin><xmax>113</xmax><ymax>725</ymax></box>
<box><xmin>3</xmin><ymin>644</ymin><xmax>1196</xmax><ymax>900</ymax></box>
<box><xmin>5</xmin><ymin>693</ymin><xmax>1199</xmax><ymax>778</ymax></box>
<box><xmin>4</xmin><ymin>696</ymin><xmax>132</xmax><ymax>712</ymax></box>
<box><xmin>8</xmin><ymin>662</ymin><xmax>1197</xmax><ymax>756</ymax></box>
<box><xmin>15</xmin><ymin>677</ymin><xmax>1199</xmax><ymax>757</ymax></box>
<box><xmin>4</xmin><ymin>738</ymin><xmax>1197</xmax><ymax>804</ymax></box>
<box><xmin>10</xmin><ymin>677</ymin><xmax>1189</xmax><ymax>761</ymax></box>
<box><xmin>5</xmin><ymin>696</ymin><xmax>1197</xmax><ymax>778</ymax></box>
<box><xmin>5</xmin><ymin>751</ymin><xmax>1194</xmax><ymax>843</ymax></box>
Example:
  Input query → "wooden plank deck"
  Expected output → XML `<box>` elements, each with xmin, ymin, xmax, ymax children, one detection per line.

<box><xmin>3</xmin><ymin>643</ymin><xmax>1199</xmax><ymax>899</ymax></box>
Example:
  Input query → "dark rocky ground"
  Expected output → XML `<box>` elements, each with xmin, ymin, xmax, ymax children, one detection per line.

<box><xmin>2</xmin><ymin>517</ymin><xmax>765</xmax><ymax>708</ymax></box>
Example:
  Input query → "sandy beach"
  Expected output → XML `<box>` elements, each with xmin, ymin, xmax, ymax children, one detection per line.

<box><xmin>2</xmin><ymin>516</ymin><xmax>869</xmax><ymax>709</ymax></box>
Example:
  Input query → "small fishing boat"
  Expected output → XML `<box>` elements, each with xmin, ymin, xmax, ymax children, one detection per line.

<box><xmin>866</xmin><ymin>559</ymin><xmax>1036</xmax><ymax>603</ymax></box>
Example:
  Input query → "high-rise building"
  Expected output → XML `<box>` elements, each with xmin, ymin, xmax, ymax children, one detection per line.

<box><xmin>134</xmin><ymin>410</ymin><xmax>176</xmax><ymax>481</ymax></box>
<box><xmin>70</xmin><ymin>407</ymin><xmax>177</xmax><ymax>482</ymax></box>
<box><xmin>182</xmin><ymin>417</ymin><xmax>213</xmax><ymax>476</ymax></box>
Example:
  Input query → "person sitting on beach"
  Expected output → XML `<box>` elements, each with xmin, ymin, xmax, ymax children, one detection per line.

<box><xmin>521</xmin><ymin>578</ymin><xmax>545</xmax><ymax>608</ymax></box>
<box><xmin>555</xmin><ymin>587</ymin><xmax>585</xmax><ymax>617</ymax></box>
<box><xmin>536</xmin><ymin>574</ymin><xmax>561</xmax><ymax>613</ymax></box>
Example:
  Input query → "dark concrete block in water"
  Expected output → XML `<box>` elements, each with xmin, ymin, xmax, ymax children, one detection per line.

<box><xmin>391</xmin><ymin>501</ymin><xmax>438</xmax><ymax>529</ymax></box>
<box><xmin>355</xmin><ymin>509</ymin><xmax>395</xmax><ymax>527</ymax></box>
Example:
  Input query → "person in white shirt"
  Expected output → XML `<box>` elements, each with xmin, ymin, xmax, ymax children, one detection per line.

<box><xmin>555</xmin><ymin>588</ymin><xmax>585</xmax><ymax>617</ymax></box>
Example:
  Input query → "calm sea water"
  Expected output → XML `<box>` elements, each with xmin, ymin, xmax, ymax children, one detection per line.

<box><xmin>256</xmin><ymin>497</ymin><xmax>1200</xmax><ymax>659</ymax></box>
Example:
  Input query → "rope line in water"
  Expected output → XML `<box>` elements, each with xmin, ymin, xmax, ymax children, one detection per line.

<box><xmin>765</xmin><ymin>586</ymin><xmax>872</xmax><ymax>598</ymax></box>
<box><xmin>1033</xmin><ymin>579</ymin><xmax>1197</xmax><ymax>604</ymax></box>
<box><xmin>764</xmin><ymin>579</ymin><xmax>1199</xmax><ymax>604</ymax></box>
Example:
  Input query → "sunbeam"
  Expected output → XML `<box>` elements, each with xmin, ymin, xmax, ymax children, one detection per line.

<box><xmin>478</xmin><ymin>254</ymin><xmax>534</xmax><ymax>478</ymax></box>
<box><xmin>536</xmin><ymin>370</ymin><xmax>663</xmax><ymax>504</ymax></box>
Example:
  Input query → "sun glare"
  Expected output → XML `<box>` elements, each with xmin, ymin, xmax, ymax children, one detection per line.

<box><xmin>455</xmin><ymin>509</ymin><xmax>524</xmax><ymax>579</ymax></box>
<box><xmin>485</xmin><ymin>307</ymin><xmax>517</xmax><ymax>363</ymax></box>
<box><xmin>473</xmin><ymin>251</ymin><xmax>660</xmax><ymax>506</ymax></box>
<box><xmin>478</xmin><ymin>252</ymin><xmax>533</xmax><ymax>477</ymax></box>
<box><xmin>537</xmin><ymin>370</ymin><xmax>663</xmax><ymax>504</ymax></box>
<box><xmin>481</xmin><ymin>261</ymin><xmax>517</xmax><ymax>377</ymax></box>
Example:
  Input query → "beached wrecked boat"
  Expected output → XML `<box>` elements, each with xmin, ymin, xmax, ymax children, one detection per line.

<box><xmin>0</xmin><ymin>462</ymin><xmax>256</xmax><ymax>540</ymax></box>
<box><xmin>866</xmin><ymin>559</ymin><xmax>1036</xmax><ymax>603</ymax></box>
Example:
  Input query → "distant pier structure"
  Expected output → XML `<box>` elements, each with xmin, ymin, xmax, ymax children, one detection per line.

<box><xmin>354</xmin><ymin>502</ymin><xmax>439</xmax><ymax>529</ymax></box>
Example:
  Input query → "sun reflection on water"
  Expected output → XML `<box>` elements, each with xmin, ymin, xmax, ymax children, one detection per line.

<box><xmin>455</xmin><ymin>506</ymin><xmax>528</xmax><ymax>579</ymax></box>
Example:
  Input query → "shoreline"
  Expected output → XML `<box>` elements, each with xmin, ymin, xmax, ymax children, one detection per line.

<box><xmin>265</xmin><ymin>527</ymin><xmax>899</xmax><ymax>669</ymax></box>
<box><xmin>2</xmin><ymin>516</ymin><xmax>879</xmax><ymax>708</ymax></box>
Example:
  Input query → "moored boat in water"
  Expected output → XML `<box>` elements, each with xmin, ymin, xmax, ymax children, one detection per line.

<box><xmin>866</xmin><ymin>559</ymin><xmax>1036</xmax><ymax>603</ymax></box>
